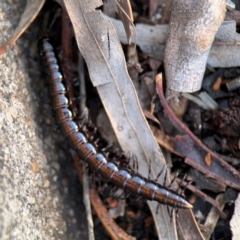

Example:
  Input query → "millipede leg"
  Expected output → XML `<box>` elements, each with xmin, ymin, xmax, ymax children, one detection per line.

<box><xmin>169</xmin><ymin>170</ymin><xmax>179</xmax><ymax>188</ymax></box>
<box><xmin>154</xmin><ymin>166</ymin><xmax>166</xmax><ymax>182</ymax></box>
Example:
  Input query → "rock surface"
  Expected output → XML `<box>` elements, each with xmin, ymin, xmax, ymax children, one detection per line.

<box><xmin>0</xmin><ymin>1</ymin><xmax>87</xmax><ymax>239</ymax></box>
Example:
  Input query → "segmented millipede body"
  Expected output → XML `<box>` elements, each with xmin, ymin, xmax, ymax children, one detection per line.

<box><xmin>41</xmin><ymin>38</ymin><xmax>192</xmax><ymax>209</ymax></box>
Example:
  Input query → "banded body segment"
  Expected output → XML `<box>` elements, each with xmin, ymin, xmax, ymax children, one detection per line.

<box><xmin>41</xmin><ymin>38</ymin><xmax>192</xmax><ymax>210</ymax></box>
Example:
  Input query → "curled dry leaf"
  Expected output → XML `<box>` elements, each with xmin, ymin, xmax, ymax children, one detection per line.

<box><xmin>0</xmin><ymin>0</ymin><xmax>45</xmax><ymax>54</ymax></box>
<box><xmin>177</xmin><ymin>209</ymin><xmax>205</xmax><ymax>240</ymax></box>
<box><xmin>63</xmin><ymin>0</ymin><xmax>178</xmax><ymax>239</ymax></box>
<box><xmin>164</xmin><ymin>0</ymin><xmax>226</xmax><ymax>92</ymax></box>
<box><xmin>115</xmin><ymin>0</ymin><xmax>133</xmax><ymax>44</ymax></box>
<box><xmin>90</xmin><ymin>188</ymin><xmax>136</xmax><ymax>240</ymax></box>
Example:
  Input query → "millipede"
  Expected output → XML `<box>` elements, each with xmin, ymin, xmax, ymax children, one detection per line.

<box><xmin>41</xmin><ymin>37</ymin><xmax>192</xmax><ymax>209</ymax></box>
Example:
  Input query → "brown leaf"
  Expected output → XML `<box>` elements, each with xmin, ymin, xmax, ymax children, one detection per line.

<box><xmin>150</xmin><ymin>125</ymin><xmax>185</xmax><ymax>156</ymax></box>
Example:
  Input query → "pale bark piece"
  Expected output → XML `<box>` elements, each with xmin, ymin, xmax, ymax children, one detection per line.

<box><xmin>109</xmin><ymin>16</ymin><xmax>240</xmax><ymax>70</ymax></box>
<box><xmin>230</xmin><ymin>193</ymin><xmax>240</xmax><ymax>240</ymax></box>
<box><xmin>208</xmin><ymin>20</ymin><xmax>240</xmax><ymax>67</ymax></box>
<box><xmin>164</xmin><ymin>0</ymin><xmax>226</xmax><ymax>92</ymax></box>
<box><xmin>226</xmin><ymin>0</ymin><xmax>235</xmax><ymax>10</ymax></box>
<box><xmin>202</xmin><ymin>194</ymin><xmax>225</xmax><ymax>240</ymax></box>
<box><xmin>0</xmin><ymin>1</ymin><xmax>88</xmax><ymax>239</ymax></box>
<box><xmin>63</xmin><ymin>0</ymin><xmax>178</xmax><ymax>239</ymax></box>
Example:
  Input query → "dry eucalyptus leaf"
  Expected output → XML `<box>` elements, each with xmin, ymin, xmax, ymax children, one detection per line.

<box><xmin>116</xmin><ymin>0</ymin><xmax>133</xmax><ymax>44</ymax></box>
<box><xmin>103</xmin><ymin>0</ymin><xmax>117</xmax><ymax>17</ymax></box>
<box><xmin>230</xmin><ymin>193</ymin><xmax>240</xmax><ymax>240</ymax></box>
<box><xmin>164</xmin><ymin>0</ymin><xmax>226</xmax><ymax>92</ymax></box>
<box><xmin>0</xmin><ymin>0</ymin><xmax>45</xmax><ymax>54</ymax></box>
<box><xmin>63</xmin><ymin>0</ymin><xmax>178</xmax><ymax>238</ymax></box>
<box><xmin>177</xmin><ymin>210</ymin><xmax>205</xmax><ymax>240</ymax></box>
<box><xmin>103</xmin><ymin>0</ymin><xmax>134</xmax><ymax>42</ymax></box>
<box><xmin>108</xmin><ymin>15</ymin><xmax>168</xmax><ymax>60</ymax></box>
